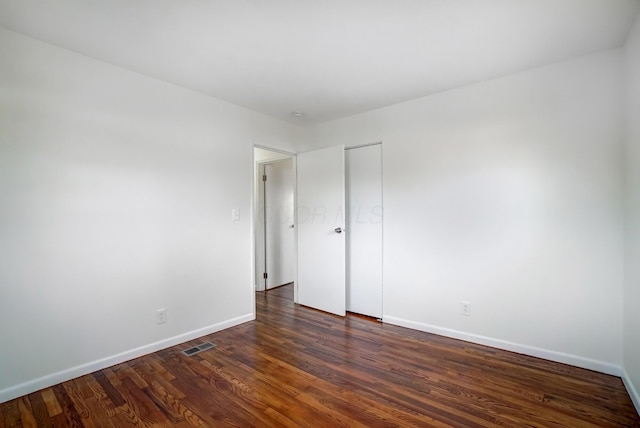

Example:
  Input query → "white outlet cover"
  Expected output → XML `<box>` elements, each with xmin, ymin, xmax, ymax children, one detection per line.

<box><xmin>232</xmin><ymin>208</ymin><xmax>240</xmax><ymax>221</ymax></box>
<box><xmin>461</xmin><ymin>301</ymin><xmax>471</xmax><ymax>316</ymax></box>
<box><xmin>156</xmin><ymin>308</ymin><xmax>167</xmax><ymax>324</ymax></box>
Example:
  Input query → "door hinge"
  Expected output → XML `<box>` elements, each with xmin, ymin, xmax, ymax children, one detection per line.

<box><xmin>262</xmin><ymin>175</ymin><xmax>267</xmax><ymax>182</ymax></box>
<box><xmin>263</xmin><ymin>272</ymin><xmax>268</xmax><ymax>279</ymax></box>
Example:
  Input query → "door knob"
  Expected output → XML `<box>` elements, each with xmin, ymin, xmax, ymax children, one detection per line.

<box><xmin>334</xmin><ymin>227</ymin><xmax>343</xmax><ymax>234</ymax></box>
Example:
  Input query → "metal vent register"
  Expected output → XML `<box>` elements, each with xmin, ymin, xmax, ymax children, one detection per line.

<box><xmin>181</xmin><ymin>341</ymin><xmax>216</xmax><ymax>356</ymax></box>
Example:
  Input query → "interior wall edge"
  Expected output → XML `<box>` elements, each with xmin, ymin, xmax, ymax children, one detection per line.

<box><xmin>383</xmin><ymin>315</ymin><xmax>622</xmax><ymax>377</ymax></box>
<box><xmin>0</xmin><ymin>313</ymin><xmax>254</xmax><ymax>404</ymax></box>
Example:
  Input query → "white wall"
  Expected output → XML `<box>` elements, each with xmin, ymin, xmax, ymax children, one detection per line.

<box><xmin>624</xmin><ymin>14</ymin><xmax>640</xmax><ymax>412</ymax></box>
<box><xmin>0</xmin><ymin>28</ymin><xmax>298</xmax><ymax>402</ymax></box>
<box><xmin>0</xmin><ymin>21</ymin><xmax>633</xmax><ymax>405</ymax></box>
<box><xmin>305</xmin><ymin>50</ymin><xmax>625</xmax><ymax>372</ymax></box>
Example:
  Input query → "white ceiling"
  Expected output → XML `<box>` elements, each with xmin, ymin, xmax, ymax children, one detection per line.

<box><xmin>1</xmin><ymin>1</ymin><xmax>639</xmax><ymax>124</ymax></box>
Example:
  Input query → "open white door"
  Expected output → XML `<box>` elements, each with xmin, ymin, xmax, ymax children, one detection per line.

<box><xmin>264</xmin><ymin>160</ymin><xmax>295</xmax><ymax>289</ymax></box>
<box><xmin>297</xmin><ymin>145</ymin><xmax>346</xmax><ymax>316</ymax></box>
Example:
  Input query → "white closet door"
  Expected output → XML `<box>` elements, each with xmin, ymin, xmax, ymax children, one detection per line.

<box><xmin>297</xmin><ymin>145</ymin><xmax>346</xmax><ymax>316</ymax></box>
<box><xmin>346</xmin><ymin>144</ymin><xmax>383</xmax><ymax>318</ymax></box>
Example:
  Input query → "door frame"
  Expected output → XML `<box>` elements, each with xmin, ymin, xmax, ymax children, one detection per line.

<box><xmin>256</xmin><ymin>158</ymin><xmax>295</xmax><ymax>291</ymax></box>
<box><xmin>252</xmin><ymin>143</ymin><xmax>384</xmax><ymax>318</ymax></box>
<box><xmin>252</xmin><ymin>146</ymin><xmax>298</xmax><ymax>304</ymax></box>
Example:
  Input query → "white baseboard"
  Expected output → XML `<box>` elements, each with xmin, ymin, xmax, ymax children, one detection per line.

<box><xmin>622</xmin><ymin>368</ymin><xmax>640</xmax><ymax>416</ymax></box>
<box><xmin>383</xmin><ymin>315</ymin><xmax>621</xmax><ymax>376</ymax></box>
<box><xmin>0</xmin><ymin>313</ymin><xmax>254</xmax><ymax>404</ymax></box>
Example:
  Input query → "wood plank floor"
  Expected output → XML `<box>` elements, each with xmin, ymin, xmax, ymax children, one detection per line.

<box><xmin>2</xmin><ymin>283</ymin><xmax>639</xmax><ymax>427</ymax></box>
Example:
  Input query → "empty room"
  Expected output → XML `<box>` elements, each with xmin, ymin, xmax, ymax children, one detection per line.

<box><xmin>1</xmin><ymin>1</ymin><xmax>640</xmax><ymax>426</ymax></box>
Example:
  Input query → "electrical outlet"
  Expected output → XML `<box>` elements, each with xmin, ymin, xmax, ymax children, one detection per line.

<box><xmin>156</xmin><ymin>308</ymin><xmax>167</xmax><ymax>324</ymax></box>
<box><xmin>461</xmin><ymin>301</ymin><xmax>471</xmax><ymax>316</ymax></box>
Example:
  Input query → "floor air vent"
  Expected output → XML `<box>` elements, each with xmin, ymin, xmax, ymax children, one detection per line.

<box><xmin>180</xmin><ymin>341</ymin><xmax>216</xmax><ymax>357</ymax></box>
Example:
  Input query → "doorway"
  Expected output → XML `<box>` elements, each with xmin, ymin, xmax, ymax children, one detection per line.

<box><xmin>254</xmin><ymin>147</ymin><xmax>296</xmax><ymax>293</ymax></box>
<box><xmin>253</xmin><ymin>144</ymin><xmax>383</xmax><ymax>318</ymax></box>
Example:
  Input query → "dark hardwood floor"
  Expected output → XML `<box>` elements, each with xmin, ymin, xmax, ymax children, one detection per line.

<box><xmin>2</xmin><ymin>283</ymin><xmax>639</xmax><ymax>427</ymax></box>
